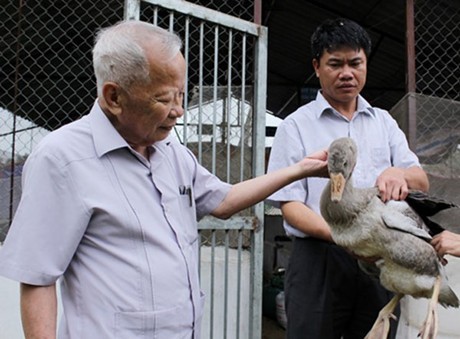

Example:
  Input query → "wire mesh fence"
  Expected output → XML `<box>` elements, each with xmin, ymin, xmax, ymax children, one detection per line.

<box><xmin>185</xmin><ymin>0</ymin><xmax>254</xmax><ymax>21</ymax></box>
<box><xmin>140</xmin><ymin>3</ymin><xmax>257</xmax><ymax>186</ymax></box>
<box><xmin>1</xmin><ymin>2</ymin><xmax>266</xmax><ymax>337</ymax></box>
<box><xmin>0</xmin><ymin>0</ymin><xmax>258</xmax><ymax>241</ymax></box>
<box><xmin>1</xmin><ymin>0</ymin><xmax>125</xmax><ymax>240</ymax></box>
<box><xmin>391</xmin><ymin>0</ymin><xmax>460</xmax><ymax>181</ymax></box>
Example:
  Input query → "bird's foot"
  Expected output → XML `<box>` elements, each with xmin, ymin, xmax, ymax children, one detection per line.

<box><xmin>418</xmin><ymin>276</ymin><xmax>441</xmax><ymax>339</ymax></box>
<box><xmin>418</xmin><ymin>307</ymin><xmax>438</xmax><ymax>339</ymax></box>
<box><xmin>364</xmin><ymin>294</ymin><xmax>402</xmax><ymax>339</ymax></box>
<box><xmin>364</xmin><ymin>311</ymin><xmax>397</xmax><ymax>339</ymax></box>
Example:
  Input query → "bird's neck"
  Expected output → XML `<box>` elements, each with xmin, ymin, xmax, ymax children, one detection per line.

<box><xmin>340</xmin><ymin>182</ymin><xmax>370</xmax><ymax>213</ymax></box>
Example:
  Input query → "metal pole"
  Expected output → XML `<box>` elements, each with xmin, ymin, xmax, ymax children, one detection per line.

<box><xmin>124</xmin><ymin>0</ymin><xmax>140</xmax><ymax>20</ymax></box>
<box><xmin>254</xmin><ymin>0</ymin><xmax>262</xmax><ymax>25</ymax></box>
<box><xmin>251</xmin><ymin>24</ymin><xmax>268</xmax><ymax>339</ymax></box>
<box><xmin>406</xmin><ymin>0</ymin><xmax>417</xmax><ymax>150</ymax></box>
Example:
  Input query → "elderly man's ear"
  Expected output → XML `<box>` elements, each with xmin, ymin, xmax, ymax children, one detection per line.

<box><xmin>101</xmin><ymin>82</ymin><xmax>123</xmax><ymax>116</ymax></box>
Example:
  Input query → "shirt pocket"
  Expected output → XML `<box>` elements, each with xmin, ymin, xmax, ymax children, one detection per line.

<box><xmin>177</xmin><ymin>185</ymin><xmax>199</xmax><ymax>241</ymax></box>
<box><xmin>114</xmin><ymin>301</ymin><xmax>194</xmax><ymax>339</ymax></box>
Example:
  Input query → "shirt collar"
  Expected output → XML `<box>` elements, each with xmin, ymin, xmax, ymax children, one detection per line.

<box><xmin>89</xmin><ymin>100</ymin><xmax>130</xmax><ymax>158</ymax></box>
<box><xmin>88</xmin><ymin>100</ymin><xmax>174</xmax><ymax>158</ymax></box>
<box><xmin>314</xmin><ymin>90</ymin><xmax>376</xmax><ymax>119</ymax></box>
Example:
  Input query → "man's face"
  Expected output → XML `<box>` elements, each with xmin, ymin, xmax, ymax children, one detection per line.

<box><xmin>313</xmin><ymin>47</ymin><xmax>367</xmax><ymax>109</ymax></box>
<box><xmin>114</xmin><ymin>51</ymin><xmax>187</xmax><ymax>151</ymax></box>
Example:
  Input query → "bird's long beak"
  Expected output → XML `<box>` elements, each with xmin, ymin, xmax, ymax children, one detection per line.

<box><xmin>330</xmin><ymin>173</ymin><xmax>345</xmax><ymax>202</ymax></box>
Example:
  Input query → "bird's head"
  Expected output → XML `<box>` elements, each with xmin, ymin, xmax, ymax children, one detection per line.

<box><xmin>327</xmin><ymin>137</ymin><xmax>358</xmax><ymax>202</ymax></box>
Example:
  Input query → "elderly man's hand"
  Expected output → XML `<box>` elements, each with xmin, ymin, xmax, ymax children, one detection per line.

<box><xmin>298</xmin><ymin>149</ymin><xmax>329</xmax><ymax>178</ymax></box>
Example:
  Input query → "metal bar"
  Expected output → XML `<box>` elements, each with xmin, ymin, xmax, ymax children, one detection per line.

<box><xmin>223</xmin><ymin>230</ymin><xmax>229</xmax><ymax>339</ymax></box>
<box><xmin>183</xmin><ymin>17</ymin><xmax>190</xmax><ymax>146</ymax></box>
<box><xmin>239</xmin><ymin>34</ymin><xmax>247</xmax><ymax>182</ymax></box>
<box><xmin>254</xmin><ymin>0</ymin><xmax>262</xmax><ymax>25</ymax></box>
<box><xmin>236</xmin><ymin>230</ymin><xmax>243</xmax><ymax>339</ymax></box>
<box><xmin>212</xmin><ymin>25</ymin><xmax>219</xmax><ymax>175</ymax></box>
<box><xmin>197</xmin><ymin>216</ymin><xmax>258</xmax><ymax>230</ymax></box>
<box><xmin>406</xmin><ymin>0</ymin><xmax>416</xmax><ymax>93</ymax></box>
<box><xmin>249</xmin><ymin>226</ymin><xmax>256</xmax><ymax>338</ymax></box>
<box><xmin>143</xmin><ymin>0</ymin><xmax>260</xmax><ymax>36</ymax></box>
<box><xmin>198</xmin><ymin>22</ymin><xmax>204</xmax><ymax>163</ymax></box>
<box><xmin>124</xmin><ymin>0</ymin><xmax>140</xmax><ymax>20</ymax></box>
<box><xmin>250</xmin><ymin>25</ymin><xmax>268</xmax><ymax>339</ymax></box>
<box><xmin>168</xmin><ymin>10</ymin><xmax>174</xmax><ymax>31</ymax></box>
<box><xmin>406</xmin><ymin>0</ymin><xmax>417</xmax><ymax>150</ymax></box>
<box><xmin>226</xmin><ymin>30</ymin><xmax>233</xmax><ymax>182</ymax></box>
<box><xmin>210</xmin><ymin>230</ymin><xmax>216</xmax><ymax>339</ymax></box>
<box><xmin>153</xmin><ymin>6</ymin><xmax>158</xmax><ymax>25</ymax></box>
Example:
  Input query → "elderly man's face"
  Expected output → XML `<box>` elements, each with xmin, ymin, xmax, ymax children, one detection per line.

<box><xmin>115</xmin><ymin>51</ymin><xmax>186</xmax><ymax>152</ymax></box>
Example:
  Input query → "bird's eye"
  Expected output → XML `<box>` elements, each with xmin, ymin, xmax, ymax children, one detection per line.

<box><xmin>343</xmin><ymin>161</ymin><xmax>348</xmax><ymax>167</ymax></box>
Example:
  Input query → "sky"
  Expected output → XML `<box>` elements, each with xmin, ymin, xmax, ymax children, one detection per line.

<box><xmin>0</xmin><ymin>107</ymin><xmax>49</xmax><ymax>160</ymax></box>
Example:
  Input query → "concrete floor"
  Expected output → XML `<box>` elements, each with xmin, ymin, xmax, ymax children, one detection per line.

<box><xmin>262</xmin><ymin>316</ymin><xmax>285</xmax><ymax>339</ymax></box>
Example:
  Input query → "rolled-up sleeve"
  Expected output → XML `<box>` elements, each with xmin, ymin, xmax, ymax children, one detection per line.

<box><xmin>385</xmin><ymin>113</ymin><xmax>420</xmax><ymax>168</ymax></box>
<box><xmin>266</xmin><ymin>119</ymin><xmax>308</xmax><ymax>208</ymax></box>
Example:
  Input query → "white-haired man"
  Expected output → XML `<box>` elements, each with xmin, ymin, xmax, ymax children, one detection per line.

<box><xmin>0</xmin><ymin>20</ymin><xmax>328</xmax><ymax>338</ymax></box>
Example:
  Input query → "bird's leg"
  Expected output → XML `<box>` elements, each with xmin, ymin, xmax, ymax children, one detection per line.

<box><xmin>419</xmin><ymin>275</ymin><xmax>441</xmax><ymax>339</ymax></box>
<box><xmin>364</xmin><ymin>294</ymin><xmax>402</xmax><ymax>339</ymax></box>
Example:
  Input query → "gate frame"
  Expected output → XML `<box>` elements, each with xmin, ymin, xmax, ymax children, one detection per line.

<box><xmin>124</xmin><ymin>1</ymin><xmax>268</xmax><ymax>337</ymax></box>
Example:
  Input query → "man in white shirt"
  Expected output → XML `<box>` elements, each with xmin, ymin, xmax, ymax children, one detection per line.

<box><xmin>267</xmin><ymin>18</ymin><xmax>429</xmax><ymax>339</ymax></box>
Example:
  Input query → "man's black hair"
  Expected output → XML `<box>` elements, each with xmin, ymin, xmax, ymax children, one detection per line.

<box><xmin>311</xmin><ymin>18</ymin><xmax>372</xmax><ymax>61</ymax></box>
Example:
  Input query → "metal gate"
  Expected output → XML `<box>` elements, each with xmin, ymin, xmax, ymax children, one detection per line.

<box><xmin>125</xmin><ymin>1</ymin><xmax>268</xmax><ymax>338</ymax></box>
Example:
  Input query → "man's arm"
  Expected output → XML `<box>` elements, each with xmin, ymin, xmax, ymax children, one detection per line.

<box><xmin>431</xmin><ymin>231</ymin><xmax>460</xmax><ymax>257</ymax></box>
<box><xmin>281</xmin><ymin>201</ymin><xmax>333</xmax><ymax>242</ymax></box>
<box><xmin>376</xmin><ymin>166</ymin><xmax>429</xmax><ymax>202</ymax></box>
<box><xmin>211</xmin><ymin>151</ymin><xmax>328</xmax><ymax>219</ymax></box>
<box><xmin>20</xmin><ymin>283</ymin><xmax>57</xmax><ymax>339</ymax></box>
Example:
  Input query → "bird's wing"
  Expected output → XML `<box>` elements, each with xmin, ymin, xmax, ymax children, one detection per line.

<box><xmin>405</xmin><ymin>190</ymin><xmax>459</xmax><ymax>236</ymax></box>
<box><xmin>406</xmin><ymin>190</ymin><xmax>458</xmax><ymax>216</ymax></box>
<box><xmin>381</xmin><ymin>201</ymin><xmax>432</xmax><ymax>241</ymax></box>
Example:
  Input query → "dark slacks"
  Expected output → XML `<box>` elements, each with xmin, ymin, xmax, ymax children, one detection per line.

<box><xmin>285</xmin><ymin>237</ymin><xmax>399</xmax><ymax>339</ymax></box>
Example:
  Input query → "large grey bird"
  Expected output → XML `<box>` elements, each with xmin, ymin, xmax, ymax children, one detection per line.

<box><xmin>320</xmin><ymin>137</ymin><xmax>459</xmax><ymax>339</ymax></box>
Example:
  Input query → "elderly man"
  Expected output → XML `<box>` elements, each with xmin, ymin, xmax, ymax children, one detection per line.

<box><xmin>0</xmin><ymin>20</ymin><xmax>328</xmax><ymax>338</ymax></box>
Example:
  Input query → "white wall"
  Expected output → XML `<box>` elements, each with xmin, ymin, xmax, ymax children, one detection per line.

<box><xmin>397</xmin><ymin>255</ymin><xmax>460</xmax><ymax>338</ymax></box>
<box><xmin>0</xmin><ymin>275</ymin><xmax>23</xmax><ymax>339</ymax></box>
<box><xmin>200</xmin><ymin>246</ymin><xmax>251</xmax><ymax>339</ymax></box>
<box><xmin>0</xmin><ymin>245</ymin><xmax>62</xmax><ymax>339</ymax></box>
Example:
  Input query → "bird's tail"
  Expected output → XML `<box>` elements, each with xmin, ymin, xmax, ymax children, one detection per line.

<box><xmin>439</xmin><ymin>284</ymin><xmax>460</xmax><ymax>308</ymax></box>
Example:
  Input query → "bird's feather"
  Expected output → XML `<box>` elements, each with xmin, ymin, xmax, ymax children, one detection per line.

<box><xmin>381</xmin><ymin>200</ymin><xmax>432</xmax><ymax>241</ymax></box>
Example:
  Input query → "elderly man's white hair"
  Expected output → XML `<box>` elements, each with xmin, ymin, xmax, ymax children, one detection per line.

<box><xmin>92</xmin><ymin>20</ymin><xmax>183</xmax><ymax>96</ymax></box>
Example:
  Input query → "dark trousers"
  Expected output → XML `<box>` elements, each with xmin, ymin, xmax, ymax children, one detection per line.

<box><xmin>285</xmin><ymin>237</ymin><xmax>399</xmax><ymax>339</ymax></box>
